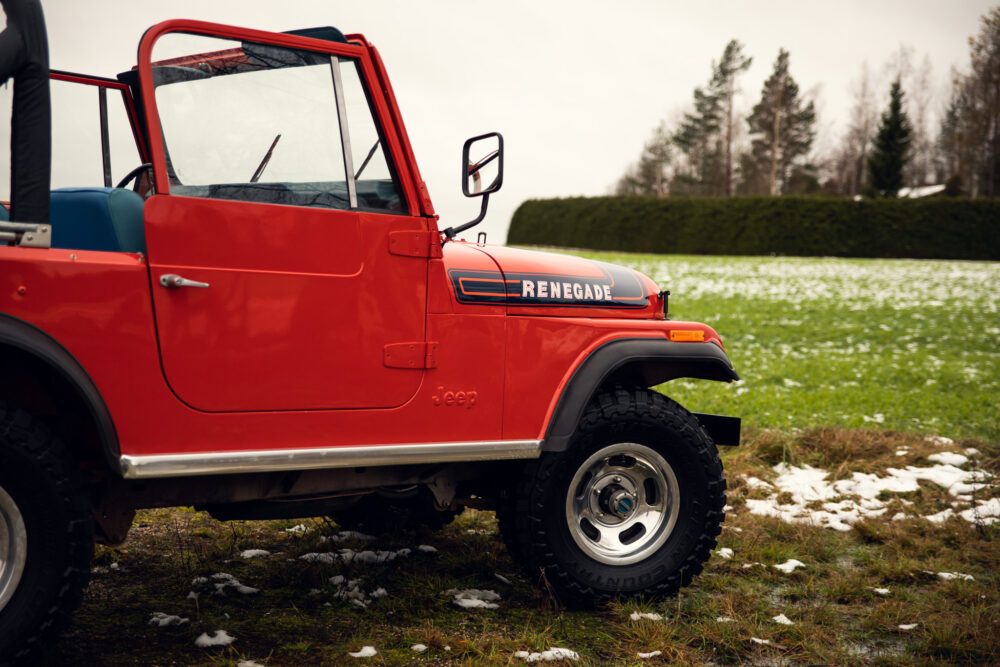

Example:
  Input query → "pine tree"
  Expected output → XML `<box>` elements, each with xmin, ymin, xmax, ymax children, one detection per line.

<box><xmin>745</xmin><ymin>49</ymin><xmax>816</xmax><ymax>195</ymax></box>
<box><xmin>867</xmin><ymin>79</ymin><xmax>912</xmax><ymax>197</ymax></box>
<box><xmin>710</xmin><ymin>40</ymin><xmax>752</xmax><ymax>195</ymax></box>
<box><xmin>615</xmin><ymin>123</ymin><xmax>673</xmax><ymax>196</ymax></box>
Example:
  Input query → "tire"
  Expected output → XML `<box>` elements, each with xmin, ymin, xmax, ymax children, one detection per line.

<box><xmin>0</xmin><ymin>404</ymin><xmax>94</xmax><ymax>666</ymax></box>
<box><xmin>331</xmin><ymin>488</ymin><xmax>461</xmax><ymax>535</ymax></box>
<box><xmin>501</xmin><ymin>388</ymin><xmax>725</xmax><ymax>607</ymax></box>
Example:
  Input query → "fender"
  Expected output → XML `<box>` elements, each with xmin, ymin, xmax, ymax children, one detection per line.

<box><xmin>543</xmin><ymin>337</ymin><xmax>740</xmax><ymax>452</ymax></box>
<box><xmin>0</xmin><ymin>313</ymin><xmax>120</xmax><ymax>469</ymax></box>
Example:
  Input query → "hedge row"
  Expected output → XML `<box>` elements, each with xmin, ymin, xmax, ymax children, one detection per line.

<box><xmin>506</xmin><ymin>196</ymin><xmax>1000</xmax><ymax>260</ymax></box>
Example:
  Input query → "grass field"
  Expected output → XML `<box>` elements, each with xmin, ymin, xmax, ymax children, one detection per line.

<box><xmin>40</xmin><ymin>252</ymin><xmax>999</xmax><ymax>666</ymax></box>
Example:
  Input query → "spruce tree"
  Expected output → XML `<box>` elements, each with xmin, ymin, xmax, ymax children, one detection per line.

<box><xmin>867</xmin><ymin>79</ymin><xmax>912</xmax><ymax>197</ymax></box>
<box><xmin>745</xmin><ymin>49</ymin><xmax>816</xmax><ymax>195</ymax></box>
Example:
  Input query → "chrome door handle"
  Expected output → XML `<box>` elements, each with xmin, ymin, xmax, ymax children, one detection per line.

<box><xmin>159</xmin><ymin>274</ymin><xmax>210</xmax><ymax>289</ymax></box>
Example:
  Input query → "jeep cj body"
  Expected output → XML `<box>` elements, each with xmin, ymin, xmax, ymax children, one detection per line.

<box><xmin>0</xmin><ymin>13</ymin><xmax>739</xmax><ymax>662</ymax></box>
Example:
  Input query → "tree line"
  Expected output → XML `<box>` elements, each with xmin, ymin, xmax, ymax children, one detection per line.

<box><xmin>616</xmin><ymin>6</ymin><xmax>1000</xmax><ymax>199</ymax></box>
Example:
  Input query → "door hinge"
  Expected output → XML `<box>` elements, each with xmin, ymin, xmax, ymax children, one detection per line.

<box><xmin>383</xmin><ymin>342</ymin><xmax>438</xmax><ymax>369</ymax></box>
<box><xmin>388</xmin><ymin>230</ymin><xmax>443</xmax><ymax>258</ymax></box>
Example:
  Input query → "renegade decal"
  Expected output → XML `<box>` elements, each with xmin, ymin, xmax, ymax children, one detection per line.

<box><xmin>448</xmin><ymin>263</ymin><xmax>648</xmax><ymax>308</ymax></box>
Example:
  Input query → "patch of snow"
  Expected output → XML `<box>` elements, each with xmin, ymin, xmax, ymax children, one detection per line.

<box><xmin>925</xmin><ymin>435</ymin><xmax>954</xmax><ymax>447</ymax></box>
<box><xmin>744</xmin><ymin>476</ymin><xmax>774</xmax><ymax>490</ymax></box>
<box><xmin>774</xmin><ymin>559</ymin><xmax>805</xmax><ymax>573</ymax></box>
<box><xmin>937</xmin><ymin>572</ymin><xmax>974</xmax><ymax>581</ymax></box>
<box><xmin>411</xmin><ymin>644</ymin><xmax>428</xmax><ymax>652</ymax></box>
<box><xmin>323</xmin><ymin>531</ymin><xmax>374</xmax><ymax>543</ymax></box>
<box><xmin>862</xmin><ymin>413</ymin><xmax>885</xmax><ymax>423</ymax></box>
<box><xmin>891</xmin><ymin>512</ymin><xmax>908</xmax><ymax>521</ymax></box>
<box><xmin>240</xmin><ymin>549</ymin><xmax>271</xmax><ymax>559</ymax></box>
<box><xmin>149</xmin><ymin>612</ymin><xmax>188</xmax><ymax>627</ymax></box>
<box><xmin>898</xmin><ymin>623</ymin><xmax>918</xmax><ymax>631</ymax></box>
<box><xmin>716</xmin><ymin>616</ymin><xmax>734</xmax><ymax>623</ymax></box>
<box><xmin>629</xmin><ymin>612</ymin><xmax>663</xmax><ymax>621</ymax></box>
<box><xmin>348</xmin><ymin>646</ymin><xmax>377</xmax><ymax>658</ymax></box>
<box><xmin>928</xmin><ymin>452</ymin><xmax>969</xmax><ymax>466</ymax></box>
<box><xmin>964</xmin><ymin>448</ymin><xmax>980</xmax><ymax>456</ymax></box>
<box><xmin>772</xmin><ymin>613</ymin><xmax>793</xmax><ymax>625</ymax></box>
<box><xmin>186</xmin><ymin>591</ymin><xmax>199</xmax><ymax>600</ymax></box>
<box><xmin>895</xmin><ymin>450</ymin><xmax>909</xmax><ymax>456</ymax></box>
<box><xmin>872</xmin><ymin>588</ymin><xmax>890</xmax><ymax>595</ymax></box>
<box><xmin>194</xmin><ymin>630</ymin><xmax>235</xmax><ymax>647</ymax></box>
<box><xmin>237</xmin><ymin>661</ymin><xmax>266</xmax><ymax>667</ymax></box>
<box><xmin>514</xmin><ymin>647</ymin><xmax>580</xmax><ymax>662</ymax></box>
<box><xmin>284</xmin><ymin>523</ymin><xmax>310</xmax><ymax>534</ymax></box>
<box><xmin>495</xmin><ymin>573</ymin><xmax>512</xmax><ymax>585</ymax></box>
<box><xmin>750</xmin><ymin>637</ymin><xmax>771</xmax><ymax>645</ymax></box>
<box><xmin>638</xmin><ymin>650</ymin><xmax>662</xmax><ymax>659</ymax></box>
<box><xmin>191</xmin><ymin>576</ymin><xmax>208</xmax><ymax>586</ymax></box>
<box><xmin>370</xmin><ymin>587</ymin><xmax>387</xmax><ymax>599</ymax></box>
<box><xmin>417</xmin><ymin>544</ymin><xmax>438</xmax><ymax>553</ymax></box>
<box><xmin>448</xmin><ymin>588</ymin><xmax>501</xmax><ymax>609</ymax></box>
<box><xmin>717</xmin><ymin>548</ymin><xmax>733</xmax><ymax>559</ymax></box>
<box><xmin>742</xmin><ymin>562</ymin><xmax>765</xmax><ymax>569</ymax></box>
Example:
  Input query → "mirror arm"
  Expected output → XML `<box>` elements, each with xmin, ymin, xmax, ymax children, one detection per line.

<box><xmin>442</xmin><ymin>193</ymin><xmax>490</xmax><ymax>241</ymax></box>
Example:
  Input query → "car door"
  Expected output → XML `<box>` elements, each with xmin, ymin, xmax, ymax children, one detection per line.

<box><xmin>139</xmin><ymin>25</ymin><xmax>431</xmax><ymax>412</ymax></box>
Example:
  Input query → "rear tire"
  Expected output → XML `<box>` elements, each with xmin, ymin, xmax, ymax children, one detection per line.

<box><xmin>0</xmin><ymin>404</ymin><xmax>94</xmax><ymax>666</ymax></box>
<box><xmin>500</xmin><ymin>388</ymin><xmax>725</xmax><ymax>607</ymax></box>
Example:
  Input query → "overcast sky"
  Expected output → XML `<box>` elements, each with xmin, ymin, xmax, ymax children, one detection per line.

<box><xmin>3</xmin><ymin>0</ymin><xmax>996</xmax><ymax>242</ymax></box>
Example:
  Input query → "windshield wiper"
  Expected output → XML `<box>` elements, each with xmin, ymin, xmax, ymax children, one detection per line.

<box><xmin>250</xmin><ymin>133</ymin><xmax>281</xmax><ymax>183</ymax></box>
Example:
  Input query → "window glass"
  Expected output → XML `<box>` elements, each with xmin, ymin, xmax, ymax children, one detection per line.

<box><xmin>151</xmin><ymin>33</ymin><xmax>404</xmax><ymax>212</ymax></box>
<box><xmin>341</xmin><ymin>62</ymin><xmax>404</xmax><ymax>212</ymax></box>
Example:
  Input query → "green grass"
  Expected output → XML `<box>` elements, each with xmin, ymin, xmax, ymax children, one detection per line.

<box><xmin>39</xmin><ymin>251</ymin><xmax>1000</xmax><ymax>665</ymax></box>
<box><xmin>568</xmin><ymin>251</ymin><xmax>999</xmax><ymax>442</ymax></box>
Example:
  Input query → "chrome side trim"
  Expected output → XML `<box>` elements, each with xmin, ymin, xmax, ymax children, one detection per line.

<box><xmin>119</xmin><ymin>439</ymin><xmax>543</xmax><ymax>479</ymax></box>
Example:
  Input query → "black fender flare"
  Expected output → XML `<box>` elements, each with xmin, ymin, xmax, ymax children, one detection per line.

<box><xmin>0</xmin><ymin>313</ymin><xmax>120</xmax><ymax>469</ymax></box>
<box><xmin>543</xmin><ymin>337</ymin><xmax>739</xmax><ymax>452</ymax></box>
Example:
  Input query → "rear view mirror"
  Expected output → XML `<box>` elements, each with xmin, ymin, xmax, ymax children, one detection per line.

<box><xmin>462</xmin><ymin>132</ymin><xmax>503</xmax><ymax>197</ymax></box>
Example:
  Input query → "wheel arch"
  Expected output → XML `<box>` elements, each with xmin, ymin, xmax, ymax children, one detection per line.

<box><xmin>543</xmin><ymin>337</ymin><xmax>739</xmax><ymax>452</ymax></box>
<box><xmin>0</xmin><ymin>313</ymin><xmax>120</xmax><ymax>472</ymax></box>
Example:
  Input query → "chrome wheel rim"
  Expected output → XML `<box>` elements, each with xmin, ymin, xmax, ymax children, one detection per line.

<box><xmin>0</xmin><ymin>484</ymin><xmax>28</xmax><ymax>613</ymax></box>
<box><xmin>565</xmin><ymin>442</ymin><xmax>680</xmax><ymax>566</ymax></box>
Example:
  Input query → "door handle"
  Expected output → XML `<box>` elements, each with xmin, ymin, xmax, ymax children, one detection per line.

<box><xmin>159</xmin><ymin>274</ymin><xmax>210</xmax><ymax>289</ymax></box>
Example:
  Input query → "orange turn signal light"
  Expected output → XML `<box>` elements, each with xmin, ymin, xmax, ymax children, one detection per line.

<box><xmin>669</xmin><ymin>329</ymin><xmax>705</xmax><ymax>342</ymax></box>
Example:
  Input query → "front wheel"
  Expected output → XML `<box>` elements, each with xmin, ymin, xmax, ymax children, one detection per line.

<box><xmin>501</xmin><ymin>388</ymin><xmax>725</xmax><ymax>607</ymax></box>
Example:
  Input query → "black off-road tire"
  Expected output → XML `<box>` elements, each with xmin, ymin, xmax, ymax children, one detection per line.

<box><xmin>500</xmin><ymin>388</ymin><xmax>725</xmax><ymax>607</ymax></box>
<box><xmin>0</xmin><ymin>403</ymin><xmax>94</xmax><ymax>666</ymax></box>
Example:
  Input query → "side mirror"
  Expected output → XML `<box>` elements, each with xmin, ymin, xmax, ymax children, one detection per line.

<box><xmin>444</xmin><ymin>132</ymin><xmax>504</xmax><ymax>241</ymax></box>
<box><xmin>462</xmin><ymin>132</ymin><xmax>503</xmax><ymax>197</ymax></box>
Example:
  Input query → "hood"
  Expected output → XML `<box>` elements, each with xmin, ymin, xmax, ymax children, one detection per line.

<box><xmin>443</xmin><ymin>244</ymin><xmax>663</xmax><ymax>318</ymax></box>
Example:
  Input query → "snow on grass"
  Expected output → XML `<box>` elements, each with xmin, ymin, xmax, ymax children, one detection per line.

<box><xmin>937</xmin><ymin>572</ymin><xmax>974</xmax><ymax>581</ymax></box>
<box><xmin>495</xmin><ymin>573</ymin><xmax>512</xmax><ymax>584</ymax></box>
<box><xmin>750</xmin><ymin>637</ymin><xmax>771</xmax><ymax>645</ymax></box>
<box><xmin>744</xmin><ymin>459</ymin><xmax>994</xmax><ymax>530</ymax></box>
<box><xmin>772</xmin><ymin>614</ymin><xmax>794</xmax><ymax>625</ymax></box>
<box><xmin>629</xmin><ymin>612</ymin><xmax>663</xmax><ymax>621</ymax></box>
<box><xmin>898</xmin><ymin>623</ymin><xmax>918</xmax><ymax>631</ymax></box>
<box><xmin>637</xmin><ymin>650</ymin><xmax>662</xmax><ymax>659</ymax></box>
<box><xmin>411</xmin><ymin>644</ymin><xmax>428</xmax><ymax>652</ymax></box>
<box><xmin>283</xmin><ymin>523</ymin><xmax>310</xmax><ymax>534</ymax></box>
<box><xmin>347</xmin><ymin>646</ymin><xmax>377</xmax><ymax>658</ymax></box>
<box><xmin>205</xmin><ymin>572</ymin><xmax>258</xmax><ymax>595</ymax></box>
<box><xmin>417</xmin><ymin>544</ymin><xmax>438</xmax><ymax>553</ymax></box>
<box><xmin>321</xmin><ymin>531</ymin><xmax>374</xmax><ymax>544</ymax></box>
<box><xmin>774</xmin><ymin>559</ymin><xmax>805</xmax><ymax>573</ymax></box>
<box><xmin>194</xmin><ymin>630</ymin><xmax>235</xmax><ymax>647</ymax></box>
<box><xmin>299</xmin><ymin>547</ymin><xmax>417</xmax><ymax>565</ymax></box>
<box><xmin>514</xmin><ymin>647</ymin><xmax>580</xmax><ymax>662</ymax></box>
<box><xmin>872</xmin><ymin>587</ymin><xmax>890</xmax><ymax>595</ymax></box>
<box><xmin>448</xmin><ymin>588</ymin><xmax>501</xmax><ymax>609</ymax></box>
<box><xmin>237</xmin><ymin>661</ymin><xmax>265</xmax><ymax>667</ymax></box>
<box><xmin>716</xmin><ymin>547</ymin><xmax>734</xmax><ymax>559</ymax></box>
<box><xmin>925</xmin><ymin>436</ymin><xmax>955</xmax><ymax>447</ymax></box>
<box><xmin>716</xmin><ymin>616</ymin><xmax>735</xmax><ymax>623</ymax></box>
<box><xmin>239</xmin><ymin>549</ymin><xmax>271</xmax><ymax>559</ymax></box>
<box><xmin>148</xmin><ymin>612</ymin><xmax>188</xmax><ymax>627</ymax></box>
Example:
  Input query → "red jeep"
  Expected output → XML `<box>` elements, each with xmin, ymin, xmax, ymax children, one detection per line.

<box><xmin>0</xmin><ymin>13</ymin><xmax>739</xmax><ymax>662</ymax></box>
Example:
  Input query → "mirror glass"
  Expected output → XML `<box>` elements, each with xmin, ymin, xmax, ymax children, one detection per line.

<box><xmin>463</xmin><ymin>133</ymin><xmax>502</xmax><ymax>197</ymax></box>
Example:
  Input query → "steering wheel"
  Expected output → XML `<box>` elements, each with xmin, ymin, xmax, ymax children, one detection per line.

<box><xmin>115</xmin><ymin>163</ymin><xmax>153</xmax><ymax>190</ymax></box>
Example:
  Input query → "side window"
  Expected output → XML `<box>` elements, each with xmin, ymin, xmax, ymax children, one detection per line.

<box><xmin>341</xmin><ymin>62</ymin><xmax>405</xmax><ymax>212</ymax></box>
<box><xmin>151</xmin><ymin>33</ymin><xmax>404</xmax><ymax>213</ymax></box>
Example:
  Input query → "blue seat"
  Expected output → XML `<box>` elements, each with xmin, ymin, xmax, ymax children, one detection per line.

<box><xmin>50</xmin><ymin>187</ymin><xmax>146</xmax><ymax>253</ymax></box>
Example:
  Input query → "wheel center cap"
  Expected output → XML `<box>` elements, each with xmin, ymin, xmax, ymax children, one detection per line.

<box><xmin>600</xmin><ymin>486</ymin><xmax>637</xmax><ymax>519</ymax></box>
